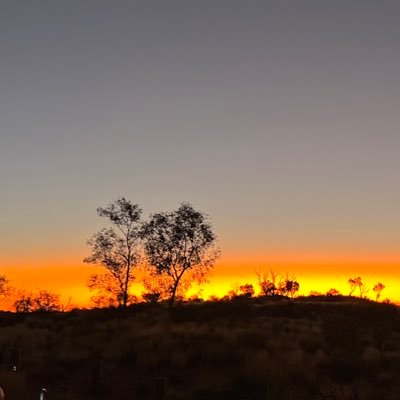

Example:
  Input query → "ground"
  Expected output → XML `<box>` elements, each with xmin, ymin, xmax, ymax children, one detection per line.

<box><xmin>0</xmin><ymin>296</ymin><xmax>398</xmax><ymax>400</ymax></box>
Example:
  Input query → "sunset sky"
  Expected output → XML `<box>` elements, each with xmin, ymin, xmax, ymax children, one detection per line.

<box><xmin>1</xmin><ymin>1</ymin><xmax>400</xmax><ymax>305</ymax></box>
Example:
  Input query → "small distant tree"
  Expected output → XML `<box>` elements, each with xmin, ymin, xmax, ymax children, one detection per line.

<box><xmin>14</xmin><ymin>290</ymin><xmax>61</xmax><ymax>312</ymax></box>
<box><xmin>141</xmin><ymin>203</ymin><xmax>220</xmax><ymax>307</ymax></box>
<box><xmin>348</xmin><ymin>277</ymin><xmax>360</xmax><ymax>296</ymax></box>
<box><xmin>84</xmin><ymin>198</ymin><xmax>143</xmax><ymax>308</ymax></box>
<box><xmin>142</xmin><ymin>292</ymin><xmax>161</xmax><ymax>303</ymax></box>
<box><xmin>256</xmin><ymin>269</ymin><xmax>279</xmax><ymax>296</ymax></box>
<box><xmin>238</xmin><ymin>283</ymin><xmax>255</xmax><ymax>298</ymax></box>
<box><xmin>256</xmin><ymin>270</ymin><xmax>300</xmax><ymax>298</ymax></box>
<box><xmin>33</xmin><ymin>290</ymin><xmax>61</xmax><ymax>312</ymax></box>
<box><xmin>278</xmin><ymin>275</ymin><xmax>300</xmax><ymax>298</ymax></box>
<box><xmin>348</xmin><ymin>276</ymin><xmax>368</xmax><ymax>298</ymax></box>
<box><xmin>225</xmin><ymin>289</ymin><xmax>238</xmax><ymax>300</ymax></box>
<box><xmin>373</xmin><ymin>282</ymin><xmax>385</xmax><ymax>301</ymax></box>
<box><xmin>326</xmin><ymin>288</ymin><xmax>340</xmax><ymax>296</ymax></box>
<box><xmin>187</xmin><ymin>293</ymin><xmax>203</xmax><ymax>303</ymax></box>
<box><xmin>14</xmin><ymin>291</ymin><xmax>34</xmax><ymax>312</ymax></box>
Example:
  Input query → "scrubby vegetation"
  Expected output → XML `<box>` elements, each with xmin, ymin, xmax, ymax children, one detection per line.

<box><xmin>0</xmin><ymin>296</ymin><xmax>399</xmax><ymax>399</ymax></box>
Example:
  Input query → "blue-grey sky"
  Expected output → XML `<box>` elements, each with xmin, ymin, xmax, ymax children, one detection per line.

<box><xmin>1</xmin><ymin>1</ymin><xmax>400</xmax><ymax>276</ymax></box>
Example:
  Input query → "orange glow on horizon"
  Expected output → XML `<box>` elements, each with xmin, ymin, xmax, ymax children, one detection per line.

<box><xmin>2</xmin><ymin>248</ymin><xmax>400</xmax><ymax>308</ymax></box>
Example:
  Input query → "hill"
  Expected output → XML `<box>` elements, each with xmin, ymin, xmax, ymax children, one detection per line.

<box><xmin>0</xmin><ymin>296</ymin><xmax>398</xmax><ymax>399</ymax></box>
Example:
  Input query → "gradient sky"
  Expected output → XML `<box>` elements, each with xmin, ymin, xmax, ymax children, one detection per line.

<box><xmin>1</xmin><ymin>1</ymin><xmax>400</xmax><ymax>304</ymax></box>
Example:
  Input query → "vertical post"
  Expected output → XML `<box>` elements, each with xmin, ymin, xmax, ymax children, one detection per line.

<box><xmin>98</xmin><ymin>358</ymin><xmax>104</xmax><ymax>382</ymax></box>
<box><xmin>352</xmin><ymin>385</ymin><xmax>359</xmax><ymax>400</ymax></box>
<box><xmin>154</xmin><ymin>376</ymin><xmax>167</xmax><ymax>400</ymax></box>
<box><xmin>40</xmin><ymin>388</ymin><xmax>47</xmax><ymax>400</ymax></box>
<box><xmin>10</xmin><ymin>346</ymin><xmax>20</xmax><ymax>372</ymax></box>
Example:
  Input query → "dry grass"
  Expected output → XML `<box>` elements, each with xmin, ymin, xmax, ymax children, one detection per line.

<box><xmin>0</xmin><ymin>297</ymin><xmax>398</xmax><ymax>399</ymax></box>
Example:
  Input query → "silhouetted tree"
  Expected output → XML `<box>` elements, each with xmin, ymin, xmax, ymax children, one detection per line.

<box><xmin>326</xmin><ymin>288</ymin><xmax>340</xmax><ymax>296</ymax></box>
<box><xmin>14</xmin><ymin>290</ymin><xmax>61</xmax><ymax>312</ymax></box>
<box><xmin>348</xmin><ymin>276</ymin><xmax>368</xmax><ymax>298</ymax></box>
<box><xmin>224</xmin><ymin>283</ymin><xmax>255</xmax><ymax>300</ymax></box>
<box><xmin>278</xmin><ymin>275</ymin><xmax>300</xmax><ymax>298</ymax></box>
<box><xmin>142</xmin><ymin>292</ymin><xmax>161</xmax><ymax>303</ymax></box>
<box><xmin>87</xmin><ymin>273</ymin><xmax>138</xmax><ymax>307</ymax></box>
<box><xmin>140</xmin><ymin>265</ymin><xmax>190</xmax><ymax>303</ymax></box>
<box><xmin>309</xmin><ymin>291</ymin><xmax>323</xmax><ymax>297</ymax></box>
<box><xmin>348</xmin><ymin>277</ymin><xmax>359</xmax><ymax>296</ymax></box>
<box><xmin>33</xmin><ymin>290</ymin><xmax>61</xmax><ymax>312</ymax></box>
<box><xmin>238</xmin><ymin>283</ymin><xmax>255</xmax><ymax>298</ymax></box>
<box><xmin>256</xmin><ymin>269</ymin><xmax>279</xmax><ymax>296</ymax></box>
<box><xmin>256</xmin><ymin>270</ymin><xmax>300</xmax><ymax>298</ymax></box>
<box><xmin>373</xmin><ymin>282</ymin><xmax>385</xmax><ymax>301</ymax></box>
<box><xmin>224</xmin><ymin>289</ymin><xmax>238</xmax><ymax>300</ymax></box>
<box><xmin>84</xmin><ymin>198</ymin><xmax>142</xmax><ymax>308</ymax></box>
<box><xmin>14</xmin><ymin>291</ymin><xmax>34</xmax><ymax>312</ymax></box>
<box><xmin>141</xmin><ymin>203</ymin><xmax>220</xmax><ymax>307</ymax></box>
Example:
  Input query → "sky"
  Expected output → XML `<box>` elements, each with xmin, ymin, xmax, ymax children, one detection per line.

<box><xmin>1</xmin><ymin>1</ymin><xmax>400</xmax><ymax>304</ymax></box>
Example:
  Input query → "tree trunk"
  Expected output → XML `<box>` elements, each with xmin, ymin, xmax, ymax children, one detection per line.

<box><xmin>122</xmin><ymin>292</ymin><xmax>128</xmax><ymax>308</ymax></box>
<box><xmin>169</xmin><ymin>278</ymin><xmax>181</xmax><ymax>309</ymax></box>
<box><xmin>169</xmin><ymin>286</ymin><xmax>177</xmax><ymax>309</ymax></box>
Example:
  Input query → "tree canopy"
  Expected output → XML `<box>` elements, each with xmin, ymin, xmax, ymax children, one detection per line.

<box><xmin>141</xmin><ymin>203</ymin><xmax>220</xmax><ymax>306</ymax></box>
<box><xmin>84</xmin><ymin>198</ymin><xmax>142</xmax><ymax>307</ymax></box>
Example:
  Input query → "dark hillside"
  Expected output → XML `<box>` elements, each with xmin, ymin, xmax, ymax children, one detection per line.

<box><xmin>0</xmin><ymin>297</ymin><xmax>398</xmax><ymax>400</ymax></box>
